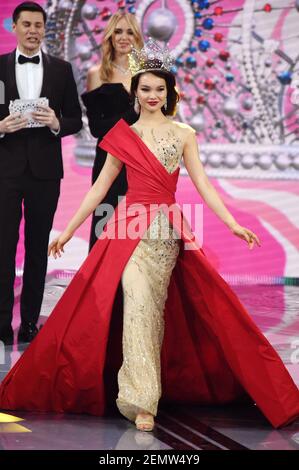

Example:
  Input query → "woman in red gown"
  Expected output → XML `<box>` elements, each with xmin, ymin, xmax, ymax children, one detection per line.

<box><xmin>0</xmin><ymin>42</ymin><xmax>298</xmax><ymax>432</ymax></box>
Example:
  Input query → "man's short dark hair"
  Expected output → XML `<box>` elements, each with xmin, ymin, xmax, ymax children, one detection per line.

<box><xmin>13</xmin><ymin>2</ymin><xmax>47</xmax><ymax>24</ymax></box>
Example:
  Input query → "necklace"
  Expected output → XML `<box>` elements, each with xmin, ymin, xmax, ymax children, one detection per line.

<box><xmin>112</xmin><ymin>62</ymin><xmax>130</xmax><ymax>75</ymax></box>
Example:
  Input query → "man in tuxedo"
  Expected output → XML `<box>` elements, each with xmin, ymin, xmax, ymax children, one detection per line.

<box><xmin>0</xmin><ymin>2</ymin><xmax>82</xmax><ymax>344</ymax></box>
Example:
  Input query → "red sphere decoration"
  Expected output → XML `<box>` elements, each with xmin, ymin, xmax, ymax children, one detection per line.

<box><xmin>184</xmin><ymin>74</ymin><xmax>193</xmax><ymax>84</ymax></box>
<box><xmin>219</xmin><ymin>50</ymin><xmax>230</xmax><ymax>61</ymax></box>
<box><xmin>196</xmin><ymin>95</ymin><xmax>206</xmax><ymax>105</ymax></box>
<box><xmin>214</xmin><ymin>32</ymin><xmax>223</xmax><ymax>43</ymax></box>
<box><xmin>206</xmin><ymin>58</ymin><xmax>214</xmax><ymax>67</ymax></box>
<box><xmin>263</xmin><ymin>3</ymin><xmax>272</xmax><ymax>12</ymax></box>
<box><xmin>214</xmin><ymin>7</ymin><xmax>223</xmax><ymax>16</ymax></box>
<box><xmin>204</xmin><ymin>79</ymin><xmax>215</xmax><ymax>91</ymax></box>
<box><xmin>100</xmin><ymin>7</ymin><xmax>111</xmax><ymax>20</ymax></box>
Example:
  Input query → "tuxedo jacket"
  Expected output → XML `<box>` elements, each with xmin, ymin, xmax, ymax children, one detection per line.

<box><xmin>0</xmin><ymin>50</ymin><xmax>82</xmax><ymax>180</ymax></box>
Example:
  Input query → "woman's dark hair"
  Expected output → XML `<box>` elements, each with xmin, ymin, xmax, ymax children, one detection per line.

<box><xmin>130</xmin><ymin>66</ymin><xmax>180</xmax><ymax>117</ymax></box>
<box><xmin>13</xmin><ymin>2</ymin><xmax>47</xmax><ymax>24</ymax></box>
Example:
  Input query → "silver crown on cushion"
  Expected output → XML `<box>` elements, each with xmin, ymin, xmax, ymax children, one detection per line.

<box><xmin>128</xmin><ymin>37</ymin><xmax>175</xmax><ymax>76</ymax></box>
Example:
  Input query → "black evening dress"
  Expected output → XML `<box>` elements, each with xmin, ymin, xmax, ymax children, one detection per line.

<box><xmin>81</xmin><ymin>83</ymin><xmax>138</xmax><ymax>251</ymax></box>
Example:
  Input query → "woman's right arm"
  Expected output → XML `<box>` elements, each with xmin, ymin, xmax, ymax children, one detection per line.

<box><xmin>48</xmin><ymin>154</ymin><xmax>123</xmax><ymax>258</ymax></box>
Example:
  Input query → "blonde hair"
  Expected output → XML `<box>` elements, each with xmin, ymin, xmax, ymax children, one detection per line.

<box><xmin>100</xmin><ymin>13</ymin><xmax>143</xmax><ymax>83</ymax></box>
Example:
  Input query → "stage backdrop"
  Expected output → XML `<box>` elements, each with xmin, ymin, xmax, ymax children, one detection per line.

<box><xmin>1</xmin><ymin>0</ymin><xmax>298</xmax><ymax>282</ymax></box>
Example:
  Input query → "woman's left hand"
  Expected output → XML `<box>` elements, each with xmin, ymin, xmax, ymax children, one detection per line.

<box><xmin>230</xmin><ymin>223</ymin><xmax>261</xmax><ymax>249</ymax></box>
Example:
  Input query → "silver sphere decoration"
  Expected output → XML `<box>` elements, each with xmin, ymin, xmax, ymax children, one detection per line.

<box><xmin>225</xmin><ymin>154</ymin><xmax>239</xmax><ymax>168</ymax></box>
<box><xmin>259</xmin><ymin>154</ymin><xmax>272</xmax><ymax>170</ymax></box>
<box><xmin>223</xmin><ymin>97</ymin><xmax>239</xmax><ymax>116</ymax></box>
<box><xmin>190</xmin><ymin>112</ymin><xmax>205</xmax><ymax>132</ymax></box>
<box><xmin>82</xmin><ymin>5</ymin><xmax>98</xmax><ymax>20</ymax></box>
<box><xmin>77</xmin><ymin>44</ymin><xmax>92</xmax><ymax>61</ymax></box>
<box><xmin>146</xmin><ymin>9</ymin><xmax>177</xmax><ymax>42</ymax></box>
<box><xmin>60</xmin><ymin>0</ymin><xmax>72</xmax><ymax>10</ymax></box>
<box><xmin>208</xmin><ymin>153</ymin><xmax>222</xmax><ymax>167</ymax></box>
<box><xmin>292</xmin><ymin>156</ymin><xmax>299</xmax><ymax>170</ymax></box>
<box><xmin>275</xmin><ymin>154</ymin><xmax>290</xmax><ymax>170</ymax></box>
<box><xmin>242</xmin><ymin>154</ymin><xmax>255</xmax><ymax>168</ymax></box>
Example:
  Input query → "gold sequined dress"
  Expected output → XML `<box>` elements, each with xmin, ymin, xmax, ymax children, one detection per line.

<box><xmin>1</xmin><ymin>117</ymin><xmax>299</xmax><ymax>430</ymax></box>
<box><xmin>116</xmin><ymin>123</ymin><xmax>183</xmax><ymax>421</ymax></box>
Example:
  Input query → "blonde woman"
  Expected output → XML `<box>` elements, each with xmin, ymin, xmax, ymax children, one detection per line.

<box><xmin>82</xmin><ymin>12</ymin><xmax>143</xmax><ymax>250</ymax></box>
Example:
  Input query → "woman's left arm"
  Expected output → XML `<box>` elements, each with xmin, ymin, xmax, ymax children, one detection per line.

<box><xmin>183</xmin><ymin>128</ymin><xmax>261</xmax><ymax>249</ymax></box>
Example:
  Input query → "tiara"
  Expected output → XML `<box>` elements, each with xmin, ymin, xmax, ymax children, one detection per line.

<box><xmin>128</xmin><ymin>37</ymin><xmax>175</xmax><ymax>76</ymax></box>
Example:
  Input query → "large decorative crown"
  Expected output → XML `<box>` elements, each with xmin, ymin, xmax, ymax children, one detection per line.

<box><xmin>128</xmin><ymin>37</ymin><xmax>175</xmax><ymax>76</ymax></box>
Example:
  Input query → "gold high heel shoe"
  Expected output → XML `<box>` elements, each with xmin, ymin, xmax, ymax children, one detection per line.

<box><xmin>135</xmin><ymin>413</ymin><xmax>155</xmax><ymax>432</ymax></box>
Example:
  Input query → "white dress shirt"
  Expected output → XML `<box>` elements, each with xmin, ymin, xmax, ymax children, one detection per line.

<box><xmin>15</xmin><ymin>47</ymin><xmax>43</xmax><ymax>100</ymax></box>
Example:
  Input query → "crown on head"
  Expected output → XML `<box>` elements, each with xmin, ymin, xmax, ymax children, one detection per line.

<box><xmin>128</xmin><ymin>37</ymin><xmax>175</xmax><ymax>76</ymax></box>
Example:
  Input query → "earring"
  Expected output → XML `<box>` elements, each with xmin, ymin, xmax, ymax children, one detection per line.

<box><xmin>134</xmin><ymin>96</ymin><xmax>140</xmax><ymax>113</ymax></box>
<box><xmin>163</xmin><ymin>98</ymin><xmax>168</xmax><ymax>111</ymax></box>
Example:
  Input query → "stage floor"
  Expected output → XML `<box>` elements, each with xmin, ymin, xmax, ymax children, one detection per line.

<box><xmin>0</xmin><ymin>403</ymin><xmax>298</xmax><ymax>450</ymax></box>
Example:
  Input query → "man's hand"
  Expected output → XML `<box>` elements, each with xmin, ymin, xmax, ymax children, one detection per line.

<box><xmin>0</xmin><ymin>114</ymin><xmax>28</xmax><ymax>133</ymax></box>
<box><xmin>31</xmin><ymin>105</ymin><xmax>60</xmax><ymax>131</ymax></box>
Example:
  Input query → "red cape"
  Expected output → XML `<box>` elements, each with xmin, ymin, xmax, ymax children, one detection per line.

<box><xmin>0</xmin><ymin>119</ymin><xmax>298</xmax><ymax>428</ymax></box>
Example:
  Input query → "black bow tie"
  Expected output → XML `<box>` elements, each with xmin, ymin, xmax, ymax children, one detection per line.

<box><xmin>18</xmin><ymin>54</ymin><xmax>40</xmax><ymax>65</ymax></box>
